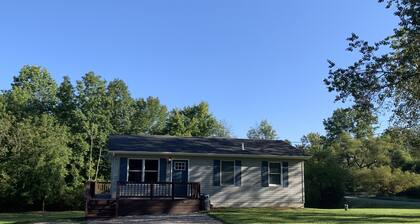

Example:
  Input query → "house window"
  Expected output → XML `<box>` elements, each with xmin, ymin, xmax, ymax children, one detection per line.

<box><xmin>269</xmin><ymin>162</ymin><xmax>281</xmax><ymax>186</ymax></box>
<box><xmin>128</xmin><ymin>159</ymin><xmax>158</xmax><ymax>182</ymax></box>
<box><xmin>144</xmin><ymin>160</ymin><xmax>158</xmax><ymax>182</ymax></box>
<box><xmin>128</xmin><ymin>159</ymin><xmax>143</xmax><ymax>182</ymax></box>
<box><xmin>221</xmin><ymin>161</ymin><xmax>235</xmax><ymax>185</ymax></box>
<box><xmin>174</xmin><ymin>161</ymin><xmax>186</xmax><ymax>171</ymax></box>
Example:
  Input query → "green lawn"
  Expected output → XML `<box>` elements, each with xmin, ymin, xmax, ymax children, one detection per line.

<box><xmin>210</xmin><ymin>208</ymin><xmax>420</xmax><ymax>224</ymax></box>
<box><xmin>0</xmin><ymin>211</ymin><xmax>84</xmax><ymax>224</ymax></box>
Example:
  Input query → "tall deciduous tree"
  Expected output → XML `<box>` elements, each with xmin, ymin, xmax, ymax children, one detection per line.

<box><xmin>107</xmin><ymin>79</ymin><xmax>134</xmax><ymax>134</ymax></box>
<box><xmin>76</xmin><ymin>72</ymin><xmax>112</xmax><ymax>181</ymax></box>
<box><xmin>56</xmin><ymin>76</ymin><xmax>77</xmax><ymax>127</ymax></box>
<box><xmin>131</xmin><ymin>97</ymin><xmax>168</xmax><ymax>135</ymax></box>
<box><xmin>0</xmin><ymin>115</ymin><xmax>70</xmax><ymax>211</ymax></box>
<box><xmin>247</xmin><ymin>120</ymin><xmax>277</xmax><ymax>140</ymax></box>
<box><xmin>164</xmin><ymin>102</ymin><xmax>230</xmax><ymax>137</ymax></box>
<box><xmin>6</xmin><ymin>65</ymin><xmax>58</xmax><ymax>119</ymax></box>
<box><xmin>301</xmin><ymin>133</ymin><xmax>347</xmax><ymax>208</ymax></box>
<box><xmin>323</xmin><ymin>107</ymin><xmax>377</xmax><ymax>140</ymax></box>
<box><xmin>324</xmin><ymin>0</ymin><xmax>419</xmax><ymax>127</ymax></box>
<box><xmin>56</xmin><ymin>76</ymin><xmax>88</xmax><ymax>189</ymax></box>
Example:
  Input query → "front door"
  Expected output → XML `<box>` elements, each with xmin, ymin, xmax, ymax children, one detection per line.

<box><xmin>172</xmin><ymin>160</ymin><xmax>188</xmax><ymax>197</ymax></box>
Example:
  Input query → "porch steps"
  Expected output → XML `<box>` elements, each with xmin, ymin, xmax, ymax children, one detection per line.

<box><xmin>86</xmin><ymin>199</ymin><xmax>116</xmax><ymax>218</ymax></box>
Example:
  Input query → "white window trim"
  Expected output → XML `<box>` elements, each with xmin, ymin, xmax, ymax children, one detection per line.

<box><xmin>127</xmin><ymin>158</ymin><xmax>160</xmax><ymax>182</ymax></box>
<box><xmin>268</xmin><ymin>161</ymin><xmax>283</xmax><ymax>187</ymax></box>
<box><xmin>220</xmin><ymin>160</ymin><xmax>235</xmax><ymax>186</ymax></box>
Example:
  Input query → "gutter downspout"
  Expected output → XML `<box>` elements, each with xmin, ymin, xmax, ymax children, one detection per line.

<box><xmin>301</xmin><ymin>161</ymin><xmax>305</xmax><ymax>206</ymax></box>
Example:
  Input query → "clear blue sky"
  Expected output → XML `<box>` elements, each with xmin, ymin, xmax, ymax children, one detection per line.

<box><xmin>0</xmin><ymin>1</ymin><xmax>397</xmax><ymax>142</ymax></box>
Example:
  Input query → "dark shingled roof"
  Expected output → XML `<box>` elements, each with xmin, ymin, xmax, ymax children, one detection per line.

<box><xmin>108</xmin><ymin>135</ymin><xmax>306</xmax><ymax>157</ymax></box>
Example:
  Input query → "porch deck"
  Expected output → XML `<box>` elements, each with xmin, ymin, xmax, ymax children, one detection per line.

<box><xmin>85</xmin><ymin>181</ymin><xmax>201</xmax><ymax>217</ymax></box>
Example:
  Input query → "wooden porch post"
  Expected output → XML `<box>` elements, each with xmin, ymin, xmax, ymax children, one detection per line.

<box><xmin>150</xmin><ymin>183</ymin><xmax>154</xmax><ymax>199</ymax></box>
<box><xmin>171</xmin><ymin>182</ymin><xmax>175</xmax><ymax>200</ymax></box>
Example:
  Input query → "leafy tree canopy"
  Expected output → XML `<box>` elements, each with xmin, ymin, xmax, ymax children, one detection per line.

<box><xmin>324</xmin><ymin>0</ymin><xmax>420</xmax><ymax>127</ymax></box>
<box><xmin>323</xmin><ymin>107</ymin><xmax>377</xmax><ymax>140</ymax></box>
<box><xmin>131</xmin><ymin>96</ymin><xmax>167</xmax><ymax>135</ymax></box>
<box><xmin>247</xmin><ymin>120</ymin><xmax>277</xmax><ymax>140</ymax></box>
<box><xmin>5</xmin><ymin>65</ymin><xmax>58</xmax><ymax>119</ymax></box>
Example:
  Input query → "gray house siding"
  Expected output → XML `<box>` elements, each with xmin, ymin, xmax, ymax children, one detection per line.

<box><xmin>110</xmin><ymin>154</ymin><xmax>305</xmax><ymax>208</ymax></box>
<box><xmin>189</xmin><ymin>157</ymin><xmax>304</xmax><ymax>207</ymax></box>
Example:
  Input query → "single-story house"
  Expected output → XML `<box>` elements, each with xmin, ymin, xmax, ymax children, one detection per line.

<box><xmin>85</xmin><ymin>135</ymin><xmax>309</xmax><ymax>217</ymax></box>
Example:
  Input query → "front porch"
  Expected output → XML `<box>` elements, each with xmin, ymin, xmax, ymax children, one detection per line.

<box><xmin>85</xmin><ymin>181</ymin><xmax>201</xmax><ymax>217</ymax></box>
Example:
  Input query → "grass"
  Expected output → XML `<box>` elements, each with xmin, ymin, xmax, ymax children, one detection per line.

<box><xmin>210</xmin><ymin>208</ymin><xmax>420</xmax><ymax>224</ymax></box>
<box><xmin>0</xmin><ymin>211</ymin><xmax>84</xmax><ymax>224</ymax></box>
<box><xmin>346</xmin><ymin>196</ymin><xmax>420</xmax><ymax>208</ymax></box>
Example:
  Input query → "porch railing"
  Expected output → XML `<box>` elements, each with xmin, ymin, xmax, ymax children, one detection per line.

<box><xmin>117</xmin><ymin>182</ymin><xmax>201</xmax><ymax>200</ymax></box>
<box><xmin>85</xmin><ymin>181</ymin><xmax>111</xmax><ymax>199</ymax></box>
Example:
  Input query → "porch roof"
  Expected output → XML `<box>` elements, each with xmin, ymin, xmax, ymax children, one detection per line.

<box><xmin>108</xmin><ymin>135</ymin><xmax>307</xmax><ymax>158</ymax></box>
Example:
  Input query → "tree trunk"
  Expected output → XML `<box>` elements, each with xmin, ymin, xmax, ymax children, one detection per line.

<box><xmin>88</xmin><ymin>133</ymin><xmax>93</xmax><ymax>181</ymax></box>
<box><xmin>95</xmin><ymin>146</ymin><xmax>102</xmax><ymax>181</ymax></box>
<box><xmin>42</xmin><ymin>197</ymin><xmax>45</xmax><ymax>213</ymax></box>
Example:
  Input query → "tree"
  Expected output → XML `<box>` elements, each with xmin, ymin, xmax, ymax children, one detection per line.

<box><xmin>56</xmin><ymin>76</ymin><xmax>77</xmax><ymax>127</ymax></box>
<box><xmin>324</xmin><ymin>0</ymin><xmax>419</xmax><ymax>127</ymax></box>
<box><xmin>330</xmin><ymin>133</ymin><xmax>391</xmax><ymax>169</ymax></box>
<box><xmin>301</xmin><ymin>133</ymin><xmax>347</xmax><ymax>208</ymax></box>
<box><xmin>164</xmin><ymin>102</ymin><xmax>228</xmax><ymax>137</ymax></box>
<box><xmin>0</xmin><ymin>115</ymin><xmax>70</xmax><ymax>211</ymax></box>
<box><xmin>211</xmin><ymin>120</ymin><xmax>232</xmax><ymax>138</ymax></box>
<box><xmin>75</xmin><ymin>72</ymin><xmax>112</xmax><ymax>181</ymax></box>
<box><xmin>56</xmin><ymin>76</ymin><xmax>88</xmax><ymax>191</ymax></box>
<box><xmin>107</xmin><ymin>79</ymin><xmax>134</xmax><ymax>134</ymax></box>
<box><xmin>165</xmin><ymin>109</ymin><xmax>188</xmax><ymax>136</ymax></box>
<box><xmin>5</xmin><ymin>65</ymin><xmax>58</xmax><ymax>119</ymax></box>
<box><xmin>323</xmin><ymin>107</ymin><xmax>377</xmax><ymax>140</ymax></box>
<box><xmin>354</xmin><ymin>166</ymin><xmax>420</xmax><ymax>195</ymax></box>
<box><xmin>131</xmin><ymin>97</ymin><xmax>167</xmax><ymax>135</ymax></box>
<box><xmin>247</xmin><ymin>120</ymin><xmax>277</xmax><ymax>140</ymax></box>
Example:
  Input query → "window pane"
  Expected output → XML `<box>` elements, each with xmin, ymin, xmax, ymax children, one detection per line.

<box><xmin>144</xmin><ymin>172</ymin><xmax>158</xmax><ymax>183</ymax></box>
<box><xmin>145</xmin><ymin>160</ymin><xmax>158</xmax><ymax>170</ymax></box>
<box><xmin>222</xmin><ymin>161</ymin><xmax>234</xmax><ymax>172</ymax></box>
<box><xmin>128</xmin><ymin>171</ymin><xmax>142</xmax><ymax>182</ymax></box>
<box><xmin>174</xmin><ymin>162</ymin><xmax>186</xmax><ymax>171</ymax></box>
<box><xmin>269</xmin><ymin>163</ymin><xmax>281</xmax><ymax>173</ymax></box>
<box><xmin>282</xmin><ymin>162</ymin><xmax>289</xmax><ymax>187</ymax></box>
<box><xmin>269</xmin><ymin>174</ymin><xmax>281</xmax><ymax>185</ymax></box>
<box><xmin>221</xmin><ymin>161</ymin><xmax>234</xmax><ymax>185</ymax></box>
<box><xmin>222</xmin><ymin>171</ymin><xmax>234</xmax><ymax>185</ymax></box>
<box><xmin>129</xmin><ymin>159</ymin><xmax>142</xmax><ymax>170</ymax></box>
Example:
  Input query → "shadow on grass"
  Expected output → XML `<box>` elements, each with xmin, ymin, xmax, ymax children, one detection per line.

<box><xmin>210</xmin><ymin>208</ymin><xmax>420</xmax><ymax>224</ymax></box>
<box><xmin>0</xmin><ymin>211</ymin><xmax>85</xmax><ymax>224</ymax></box>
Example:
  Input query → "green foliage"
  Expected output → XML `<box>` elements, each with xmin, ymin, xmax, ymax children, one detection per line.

<box><xmin>302</xmin><ymin>133</ymin><xmax>347</xmax><ymax>208</ymax></box>
<box><xmin>5</xmin><ymin>65</ymin><xmax>58</xmax><ymax>119</ymax></box>
<box><xmin>107</xmin><ymin>79</ymin><xmax>134</xmax><ymax>134</ymax></box>
<box><xmin>323</xmin><ymin>107</ymin><xmax>377</xmax><ymax>140</ymax></box>
<box><xmin>247</xmin><ymin>120</ymin><xmax>277</xmax><ymax>140</ymax></box>
<box><xmin>131</xmin><ymin>97</ymin><xmax>167</xmax><ymax>135</ymax></box>
<box><xmin>354</xmin><ymin>166</ymin><xmax>420</xmax><ymax>195</ymax></box>
<box><xmin>330</xmin><ymin>133</ymin><xmax>392</xmax><ymax>169</ymax></box>
<box><xmin>0</xmin><ymin>115</ymin><xmax>70</xmax><ymax>210</ymax></box>
<box><xmin>164</xmin><ymin>102</ymin><xmax>230</xmax><ymax>137</ymax></box>
<box><xmin>75</xmin><ymin>72</ymin><xmax>112</xmax><ymax>181</ymax></box>
<box><xmin>324</xmin><ymin>0</ymin><xmax>419</xmax><ymax>127</ymax></box>
<box><xmin>0</xmin><ymin>65</ymin><xmax>232</xmax><ymax>211</ymax></box>
<box><xmin>305</xmin><ymin>111</ymin><xmax>420</xmax><ymax>207</ymax></box>
<box><xmin>56</xmin><ymin>76</ymin><xmax>77</xmax><ymax>127</ymax></box>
